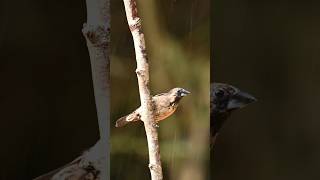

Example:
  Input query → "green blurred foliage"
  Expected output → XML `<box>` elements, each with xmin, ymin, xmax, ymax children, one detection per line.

<box><xmin>111</xmin><ymin>0</ymin><xmax>209</xmax><ymax>179</ymax></box>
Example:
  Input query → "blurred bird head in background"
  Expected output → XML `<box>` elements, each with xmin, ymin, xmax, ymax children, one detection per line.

<box><xmin>211</xmin><ymin>83</ymin><xmax>256</xmax><ymax>114</ymax></box>
<box><xmin>210</xmin><ymin>83</ymin><xmax>256</xmax><ymax>147</ymax></box>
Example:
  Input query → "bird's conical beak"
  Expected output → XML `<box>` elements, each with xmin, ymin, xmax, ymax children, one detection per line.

<box><xmin>180</xmin><ymin>89</ymin><xmax>191</xmax><ymax>97</ymax></box>
<box><xmin>227</xmin><ymin>90</ymin><xmax>256</xmax><ymax>110</ymax></box>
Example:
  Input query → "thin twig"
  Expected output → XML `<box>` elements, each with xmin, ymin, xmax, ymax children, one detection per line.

<box><xmin>123</xmin><ymin>0</ymin><xmax>163</xmax><ymax>179</ymax></box>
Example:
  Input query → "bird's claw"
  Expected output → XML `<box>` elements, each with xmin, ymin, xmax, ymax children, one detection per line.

<box><xmin>153</xmin><ymin>123</ymin><xmax>159</xmax><ymax>128</ymax></box>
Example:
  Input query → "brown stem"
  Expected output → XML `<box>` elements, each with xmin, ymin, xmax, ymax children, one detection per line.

<box><xmin>123</xmin><ymin>0</ymin><xmax>163</xmax><ymax>179</ymax></box>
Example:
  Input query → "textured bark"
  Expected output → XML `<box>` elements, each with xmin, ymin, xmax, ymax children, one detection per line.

<box><xmin>123</xmin><ymin>0</ymin><xmax>163</xmax><ymax>179</ymax></box>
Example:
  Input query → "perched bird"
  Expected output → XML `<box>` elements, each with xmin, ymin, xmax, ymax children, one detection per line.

<box><xmin>115</xmin><ymin>87</ymin><xmax>190</xmax><ymax>127</ymax></box>
<box><xmin>210</xmin><ymin>83</ymin><xmax>256</xmax><ymax>147</ymax></box>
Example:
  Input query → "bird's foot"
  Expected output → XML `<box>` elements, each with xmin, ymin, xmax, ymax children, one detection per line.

<box><xmin>153</xmin><ymin>123</ymin><xmax>159</xmax><ymax>128</ymax></box>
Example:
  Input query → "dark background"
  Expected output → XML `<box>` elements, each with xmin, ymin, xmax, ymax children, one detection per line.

<box><xmin>212</xmin><ymin>1</ymin><xmax>320</xmax><ymax>180</ymax></box>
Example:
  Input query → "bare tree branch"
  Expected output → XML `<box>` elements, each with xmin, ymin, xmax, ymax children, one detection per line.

<box><xmin>83</xmin><ymin>0</ymin><xmax>110</xmax><ymax>142</ymax></box>
<box><xmin>33</xmin><ymin>0</ymin><xmax>110</xmax><ymax>179</ymax></box>
<box><xmin>81</xmin><ymin>0</ymin><xmax>110</xmax><ymax>178</ymax></box>
<box><xmin>122</xmin><ymin>0</ymin><xmax>163</xmax><ymax>179</ymax></box>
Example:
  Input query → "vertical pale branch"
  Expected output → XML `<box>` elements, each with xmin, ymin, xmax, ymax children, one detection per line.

<box><xmin>82</xmin><ymin>0</ymin><xmax>110</xmax><ymax>179</ymax></box>
<box><xmin>123</xmin><ymin>0</ymin><xmax>163</xmax><ymax>180</ymax></box>
<box><xmin>33</xmin><ymin>1</ymin><xmax>110</xmax><ymax>179</ymax></box>
<box><xmin>83</xmin><ymin>0</ymin><xmax>110</xmax><ymax>141</ymax></box>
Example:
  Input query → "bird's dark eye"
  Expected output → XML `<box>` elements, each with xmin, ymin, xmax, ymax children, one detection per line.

<box><xmin>215</xmin><ymin>89</ymin><xmax>225</xmax><ymax>97</ymax></box>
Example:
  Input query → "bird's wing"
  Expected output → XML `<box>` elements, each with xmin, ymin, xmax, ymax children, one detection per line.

<box><xmin>152</xmin><ymin>94</ymin><xmax>177</xmax><ymax>121</ymax></box>
<box><xmin>126</xmin><ymin>108</ymin><xmax>141</xmax><ymax>121</ymax></box>
<box><xmin>153</xmin><ymin>92</ymin><xmax>167</xmax><ymax>97</ymax></box>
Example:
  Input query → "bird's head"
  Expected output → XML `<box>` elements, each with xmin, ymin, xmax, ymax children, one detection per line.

<box><xmin>168</xmin><ymin>87</ymin><xmax>191</xmax><ymax>103</ymax></box>
<box><xmin>211</xmin><ymin>83</ymin><xmax>256</xmax><ymax>114</ymax></box>
<box><xmin>210</xmin><ymin>83</ymin><xmax>256</xmax><ymax>148</ymax></box>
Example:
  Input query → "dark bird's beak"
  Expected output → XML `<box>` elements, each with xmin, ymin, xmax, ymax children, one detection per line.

<box><xmin>227</xmin><ymin>90</ymin><xmax>256</xmax><ymax>110</ymax></box>
<box><xmin>180</xmin><ymin>89</ymin><xmax>191</xmax><ymax>97</ymax></box>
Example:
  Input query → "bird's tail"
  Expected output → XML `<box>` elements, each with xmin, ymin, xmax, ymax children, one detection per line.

<box><xmin>115</xmin><ymin>116</ymin><xmax>129</xmax><ymax>127</ymax></box>
<box><xmin>115</xmin><ymin>111</ymin><xmax>140</xmax><ymax>127</ymax></box>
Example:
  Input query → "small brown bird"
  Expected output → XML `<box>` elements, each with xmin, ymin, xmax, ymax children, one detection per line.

<box><xmin>115</xmin><ymin>87</ymin><xmax>190</xmax><ymax>127</ymax></box>
<box><xmin>211</xmin><ymin>83</ymin><xmax>256</xmax><ymax>147</ymax></box>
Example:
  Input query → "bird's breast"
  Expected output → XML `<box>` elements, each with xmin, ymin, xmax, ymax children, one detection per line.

<box><xmin>155</xmin><ymin>105</ymin><xmax>178</xmax><ymax>122</ymax></box>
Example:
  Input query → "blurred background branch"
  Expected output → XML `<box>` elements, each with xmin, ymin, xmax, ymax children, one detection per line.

<box><xmin>81</xmin><ymin>0</ymin><xmax>110</xmax><ymax>177</ymax></box>
<box><xmin>84</xmin><ymin>0</ymin><xmax>110</xmax><ymax>143</ymax></box>
<box><xmin>33</xmin><ymin>0</ymin><xmax>110</xmax><ymax>179</ymax></box>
